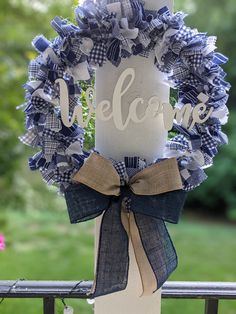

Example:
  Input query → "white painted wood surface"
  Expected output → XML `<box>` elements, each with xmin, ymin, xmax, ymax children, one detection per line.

<box><xmin>94</xmin><ymin>1</ymin><xmax>173</xmax><ymax>313</ymax></box>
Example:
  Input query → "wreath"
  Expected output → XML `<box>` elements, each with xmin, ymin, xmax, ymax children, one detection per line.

<box><xmin>20</xmin><ymin>0</ymin><xmax>230</xmax><ymax>191</ymax></box>
<box><xmin>19</xmin><ymin>0</ymin><xmax>230</xmax><ymax>193</ymax></box>
<box><xmin>18</xmin><ymin>0</ymin><xmax>231</xmax><ymax>298</ymax></box>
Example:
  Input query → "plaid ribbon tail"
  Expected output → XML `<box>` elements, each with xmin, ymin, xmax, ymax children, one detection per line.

<box><xmin>91</xmin><ymin>200</ymin><xmax>129</xmax><ymax>297</ymax></box>
<box><xmin>134</xmin><ymin>213</ymin><xmax>178</xmax><ymax>291</ymax></box>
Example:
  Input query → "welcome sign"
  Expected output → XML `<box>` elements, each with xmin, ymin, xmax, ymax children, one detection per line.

<box><xmin>56</xmin><ymin>68</ymin><xmax>213</xmax><ymax>131</ymax></box>
<box><xmin>19</xmin><ymin>0</ymin><xmax>230</xmax><ymax>304</ymax></box>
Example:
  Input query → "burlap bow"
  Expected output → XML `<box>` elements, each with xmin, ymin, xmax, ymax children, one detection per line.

<box><xmin>65</xmin><ymin>153</ymin><xmax>186</xmax><ymax>297</ymax></box>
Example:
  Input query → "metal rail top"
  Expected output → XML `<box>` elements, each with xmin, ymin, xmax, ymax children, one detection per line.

<box><xmin>0</xmin><ymin>281</ymin><xmax>236</xmax><ymax>299</ymax></box>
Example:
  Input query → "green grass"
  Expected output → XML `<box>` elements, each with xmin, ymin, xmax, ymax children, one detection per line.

<box><xmin>164</xmin><ymin>221</ymin><xmax>236</xmax><ymax>314</ymax></box>
<box><xmin>0</xmin><ymin>202</ymin><xmax>236</xmax><ymax>314</ymax></box>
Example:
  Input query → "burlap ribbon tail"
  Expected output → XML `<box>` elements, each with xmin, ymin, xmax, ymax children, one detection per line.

<box><xmin>65</xmin><ymin>153</ymin><xmax>186</xmax><ymax>297</ymax></box>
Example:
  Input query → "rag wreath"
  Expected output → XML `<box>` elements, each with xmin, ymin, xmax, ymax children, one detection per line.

<box><xmin>19</xmin><ymin>0</ymin><xmax>230</xmax><ymax>297</ymax></box>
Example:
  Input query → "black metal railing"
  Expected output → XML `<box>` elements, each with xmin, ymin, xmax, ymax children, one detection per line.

<box><xmin>0</xmin><ymin>280</ymin><xmax>235</xmax><ymax>314</ymax></box>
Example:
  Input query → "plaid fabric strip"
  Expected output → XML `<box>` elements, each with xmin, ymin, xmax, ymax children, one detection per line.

<box><xmin>24</xmin><ymin>81</ymin><xmax>43</xmax><ymax>95</ymax></box>
<box><xmin>70</xmin><ymin>39</ymin><xmax>84</xmax><ymax>63</ymax></box>
<box><xmin>203</xmin><ymin>37</ymin><xmax>217</xmax><ymax>55</ymax></box>
<box><xmin>126</xmin><ymin>168</ymin><xmax>141</xmax><ymax>177</ymax></box>
<box><xmin>25</xmin><ymin>115</ymin><xmax>38</xmax><ymax>131</ymax></box>
<box><xmin>147</xmin><ymin>17</ymin><xmax>163</xmax><ymax>33</ymax></box>
<box><xmin>106</xmin><ymin>38</ymin><xmax>121</xmax><ymax>66</ymax></box>
<box><xmin>47</xmin><ymin>63</ymin><xmax>65</xmax><ymax>81</ymax></box>
<box><xmin>112</xmin><ymin>156</ymin><xmax>148</xmax><ymax>185</ymax></box>
<box><xmin>121</xmin><ymin>0</ymin><xmax>133</xmax><ymax>19</ymax></box>
<box><xmin>45</xmin><ymin>112</ymin><xmax>62</xmax><ymax>131</ymax></box>
<box><xmin>89</xmin><ymin>42</ymin><xmax>107</xmax><ymax>66</ymax></box>
<box><xmin>216</xmin><ymin>130</ymin><xmax>228</xmax><ymax>145</ymax></box>
<box><xmin>42</xmin><ymin>137</ymin><xmax>59</xmax><ymax>161</ymax></box>
<box><xmin>19</xmin><ymin>130</ymin><xmax>40</xmax><ymax>147</ymax></box>
<box><xmin>121</xmin><ymin>49</ymin><xmax>132</xmax><ymax>58</ymax></box>
<box><xmin>69</xmin><ymin>96</ymin><xmax>81</xmax><ymax>116</ymax></box>
<box><xmin>182</xmin><ymin>168</ymin><xmax>207</xmax><ymax>191</ymax></box>
<box><xmin>138</xmin><ymin>157</ymin><xmax>146</xmax><ymax>169</ymax></box>
<box><xmin>52</xmin><ymin>36</ymin><xmax>62</xmax><ymax>50</ymax></box>
<box><xmin>203</xmin><ymin>153</ymin><xmax>213</xmax><ymax>167</ymax></box>
<box><xmin>212</xmin><ymin>53</ymin><xmax>228</xmax><ymax>65</ymax></box>
<box><xmin>188</xmin><ymin>52</ymin><xmax>203</xmax><ymax>71</ymax></box>
<box><xmin>158</xmin><ymin>5</ymin><xmax>171</xmax><ymax>18</ymax></box>
<box><xmin>130</xmin><ymin>0</ymin><xmax>148</xmax><ymax>30</ymax></box>
<box><xmin>106</xmin><ymin>0</ymin><xmax>120</xmax><ymax>3</ymax></box>
<box><xmin>208</xmin><ymin>98</ymin><xmax>226</xmax><ymax>111</ymax></box>
<box><xmin>43</xmin><ymin>80</ymin><xmax>59</xmax><ymax>99</ymax></box>
<box><xmin>51</xmin><ymin>16</ymin><xmax>78</xmax><ymax>38</ymax></box>
<box><xmin>202</xmin><ymin>146</ymin><xmax>218</xmax><ymax>158</ymax></box>
<box><xmin>171</xmin><ymin>41</ymin><xmax>186</xmax><ymax>55</ymax></box>
<box><xmin>29</xmin><ymin>152</ymin><xmax>46</xmax><ymax>170</ymax></box>
<box><xmin>42</xmin><ymin>128</ymin><xmax>57</xmax><ymax>139</ymax></box>
<box><xmin>70</xmin><ymin>153</ymin><xmax>87</xmax><ymax>169</ymax></box>
<box><xmin>32</xmin><ymin>35</ymin><xmax>51</xmax><ymax>53</ymax></box>
<box><xmin>124</xmin><ymin>156</ymin><xmax>139</xmax><ymax>168</ymax></box>
<box><xmin>183</xmin><ymin>73</ymin><xmax>202</xmax><ymax>87</ymax></box>
<box><xmin>172</xmin><ymin>63</ymin><xmax>189</xmax><ymax>81</ymax></box>
<box><xmin>66</xmin><ymin>78</ymin><xmax>81</xmax><ymax>96</ymax></box>
<box><xmin>68</xmin><ymin>126</ymin><xmax>84</xmax><ymax>143</ymax></box>
<box><xmin>125</xmin><ymin>156</ymin><xmax>146</xmax><ymax>177</ymax></box>
<box><xmin>162</xmin><ymin>52</ymin><xmax>179</xmax><ymax>72</ymax></box>
<box><xmin>138</xmin><ymin>31</ymin><xmax>151</xmax><ymax>48</ymax></box>
<box><xmin>213</xmin><ymin>76</ymin><xmax>230</xmax><ymax>90</ymax></box>
<box><xmin>201</xmin><ymin>133</ymin><xmax>218</xmax><ymax>149</ymax></box>
<box><xmin>55</xmin><ymin>154</ymin><xmax>70</xmax><ymax>169</ymax></box>
<box><xmin>41</xmin><ymin>168</ymin><xmax>57</xmax><ymax>185</ymax></box>
<box><xmin>189</xmin><ymin>135</ymin><xmax>201</xmax><ymax>151</ymax></box>
<box><xmin>72</xmin><ymin>150</ymin><xmax>90</xmax><ymax>164</ymax></box>
<box><xmin>175</xmin><ymin>26</ymin><xmax>197</xmax><ymax>42</ymax></box>
<box><xmin>206</xmin><ymin>64</ymin><xmax>221</xmax><ymax>76</ymax></box>
<box><xmin>139</xmin><ymin>49</ymin><xmax>149</xmax><ymax>58</ymax></box>
<box><xmin>118</xmin><ymin>34</ymin><xmax>133</xmax><ymax>52</ymax></box>
<box><xmin>60</xmin><ymin>36</ymin><xmax>85</xmax><ymax>66</ymax></box>
<box><xmin>112</xmin><ymin>161</ymin><xmax>129</xmax><ymax>185</ymax></box>
<box><xmin>179</xmin><ymin>86</ymin><xmax>199</xmax><ymax>105</ymax></box>
<box><xmin>28</xmin><ymin>60</ymin><xmax>43</xmax><ymax>80</ymax></box>
<box><xmin>167</xmin><ymin>135</ymin><xmax>189</xmax><ymax>152</ymax></box>
<box><xmin>25</xmin><ymin>113</ymin><xmax>46</xmax><ymax>132</ymax></box>
<box><xmin>25</xmin><ymin>96</ymin><xmax>52</xmax><ymax>115</ymax></box>
<box><xmin>55</xmin><ymin>168</ymin><xmax>74</xmax><ymax>183</ymax></box>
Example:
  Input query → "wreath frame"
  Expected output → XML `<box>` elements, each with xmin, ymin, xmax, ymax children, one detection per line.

<box><xmin>19</xmin><ymin>0</ymin><xmax>230</xmax><ymax>193</ymax></box>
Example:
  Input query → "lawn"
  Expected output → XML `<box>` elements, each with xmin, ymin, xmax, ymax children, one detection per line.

<box><xmin>0</xmin><ymin>193</ymin><xmax>235</xmax><ymax>314</ymax></box>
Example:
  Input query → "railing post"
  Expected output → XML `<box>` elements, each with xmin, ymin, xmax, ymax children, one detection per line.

<box><xmin>205</xmin><ymin>299</ymin><xmax>219</xmax><ymax>314</ymax></box>
<box><xmin>43</xmin><ymin>297</ymin><xmax>55</xmax><ymax>314</ymax></box>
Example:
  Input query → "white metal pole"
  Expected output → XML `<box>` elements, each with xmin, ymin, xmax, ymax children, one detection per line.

<box><xmin>94</xmin><ymin>1</ymin><xmax>173</xmax><ymax>313</ymax></box>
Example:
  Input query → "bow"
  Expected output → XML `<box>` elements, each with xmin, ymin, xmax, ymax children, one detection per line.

<box><xmin>64</xmin><ymin>153</ymin><xmax>186</xmax><ymax>297</ymax></box>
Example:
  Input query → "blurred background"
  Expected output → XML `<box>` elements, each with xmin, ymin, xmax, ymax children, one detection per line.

<box><xmin>0</xmin><ymin>0</ymin><xmax>235</xmax><ymax>313</ymax></box>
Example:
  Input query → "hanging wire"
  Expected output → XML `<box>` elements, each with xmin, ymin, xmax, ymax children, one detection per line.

<box><xmin>61</xmin><ymin>297</ymin><xmax>68</xmax><ymax>308</ymax></box>
<box><xmin>0</xmin><ymin>278</ymin><xmax>26</xmax><ymax>305</ymax></box>
<box><xmin>60</xmin><ymin>280</ymin><xmax>83</xmax><ymax>309</ymax></box>
<box><xmin>69</xmin><ymin>281</ymin><xmax>83</xmax><ymax>295</ymax></box>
